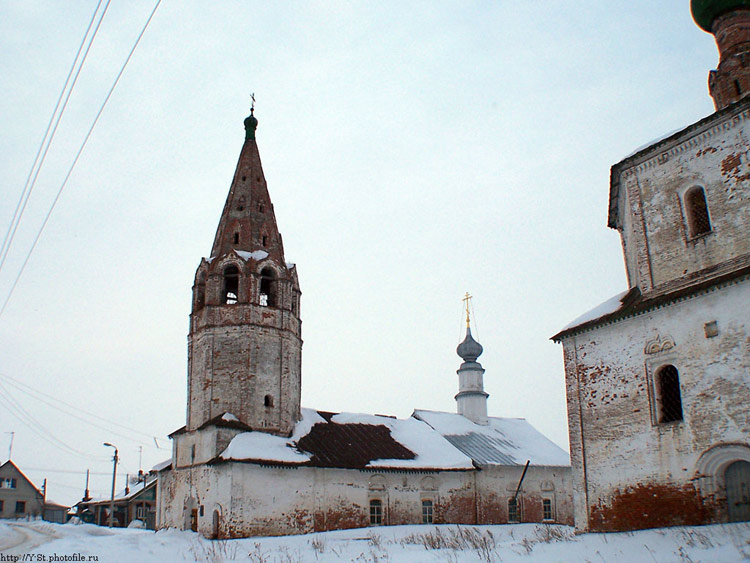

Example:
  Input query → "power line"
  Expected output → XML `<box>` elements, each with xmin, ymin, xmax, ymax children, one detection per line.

<box><xmin>0</xmin><ymin>0</ymin><xmax>163</xmax><ymax>318</ymax></box>
<box><xmin>0</xmin><ymin>373</ymin><xmax>168</xmax><ymax>448</ymax></box>
<box><xmin>0</xmin><ymin>382</ymin><xmax>104</xmax><ymax>461</ymax></box>
<box><xmin>0</xmin><ymin>0</ymin><xmax>110</xmax><ymax>276</ymax></box>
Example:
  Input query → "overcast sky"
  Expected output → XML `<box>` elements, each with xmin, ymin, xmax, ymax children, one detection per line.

<box><xmin>0</xmin><ymin>1</ymin><xmax>719</xmax><ymax>507</ymax></box>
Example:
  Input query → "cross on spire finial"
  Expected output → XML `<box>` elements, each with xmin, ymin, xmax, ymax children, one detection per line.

<box><xmin>250</xmin><ymin>92</ymin><xmax>256</xmax><ymax>114</ymax></box>
<box><xmin>463</xmin><ymin>292</ymin><xmax>472</xmax><ymax>328</ymax></box>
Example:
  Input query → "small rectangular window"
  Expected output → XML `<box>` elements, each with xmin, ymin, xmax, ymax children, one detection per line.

<box><xmin>369</xmin><ymin>499</ymin><xmax>382</xmax><ymax>525</ymax></box>
<box><xmin>422</xmin><ymin>499</ymin><xmax>433</xmax><ymax>524</ymax></box>
<box><xmin>15</xmin><ymin>501</ymin><xmax>25</xmax><ymax>514</ymax></box>
<box><xmin>508</xmin><ymin>498</ymin><xmax>520</xmax><ymax>523</ymax></box>
<box><xmin>137</xmin><ymin>506</ymin><xmax>147</xmax><ymax>519</ymax></box>
<box><xmin>543</xmin><ymin>498</ymin><xmax>553</xmax><ymax>521</ymax></box>
<box><xmin>0</xmin><ymin>500</ymin><xmax>4</xmax><ymax>512</ymax></box>
<box><xmin>1</xmin><ymin>478</ymin><xmax>17</xmax><ymax>489</ymax></box>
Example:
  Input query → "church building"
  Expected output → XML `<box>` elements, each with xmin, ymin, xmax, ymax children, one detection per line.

<box><xmin>156</xmin><ymin>109</ymin><xmax>572</xmax><ymax>538</ymax></box>
<box><xmin>553</xmin><ymin>0</ymin><xmax>750</xmax><ymax>532</ymax></box>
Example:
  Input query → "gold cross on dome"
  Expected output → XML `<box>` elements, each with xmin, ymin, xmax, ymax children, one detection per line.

<box><xmin>463</xmin><ymin>292</ymin><xmax>472</xmax><ymax>328</ymax></box>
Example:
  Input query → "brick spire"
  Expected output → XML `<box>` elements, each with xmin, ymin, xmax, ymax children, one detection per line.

<box><xmin>210</xmin><ymin>109</ymin><xmax>285</xmax><ymax>263</ymax></box>
<box><xmin>692</xmin><ymin>0</ymin><xmax>750</xmax><ymax>110</ymax></box>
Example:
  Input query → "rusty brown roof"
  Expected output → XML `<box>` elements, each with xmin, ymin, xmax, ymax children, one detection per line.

<box><xmin>295</xmin><ymin>416</ymin><xmax>416</xmax><ymax>469</ymax></box>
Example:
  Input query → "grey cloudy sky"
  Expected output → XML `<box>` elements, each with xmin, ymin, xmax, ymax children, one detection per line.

<box><xmin>0</xmin><ymin>1</ymin><xmax>718</xmax><ymax>506</ymax></box>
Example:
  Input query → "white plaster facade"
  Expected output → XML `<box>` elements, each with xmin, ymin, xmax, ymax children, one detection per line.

<box><xmin>555</xmin><ymin>92</ymin><xmax>750</xmax><ymax>531</ymax></box>
<box><xmin>157</xmin><ymin>448</ymin><xmax>573</xmax><ymax>538</ymax></box>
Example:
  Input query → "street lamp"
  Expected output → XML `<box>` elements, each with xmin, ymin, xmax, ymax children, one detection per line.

<box><xmin>103</xmin><ymin>442</ymin><xmax>118</xmax><ymax>527</ymax></box>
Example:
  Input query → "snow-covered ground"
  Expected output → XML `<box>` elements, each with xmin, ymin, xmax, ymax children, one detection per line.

<box><xmin>0</xmin><ymin>520</ymin><xmax>748</xmax><ymax>562</ymax></box>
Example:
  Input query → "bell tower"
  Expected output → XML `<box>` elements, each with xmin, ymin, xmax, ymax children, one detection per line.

<box><xmin>186</xmin><ymin>108</ymin><xmax>302</xmax><ymax>437</ymax></box>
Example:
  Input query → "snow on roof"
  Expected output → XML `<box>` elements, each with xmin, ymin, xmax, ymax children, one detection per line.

<box><xmin>205</xmin><ymin>249</ymin><xmax>269</xmax><ymax>263</ymax></box>
<box><xmin>329</xmin><ymin>412</ymin><xmax>473</xmax><ymax>470</ymax></box>
<box><xmin>220</xmin><ymin>408</ymin><xmax>473</xmax><ymax>470</ymax></box>
<box><xmin>235</xmin><ymin>249</ymin><xmax>269</xmax><ymax>261</ymax></box>
<box><xmin>220</xmin><ymin>408</ymin><xmax>325</xmax><ymax>464</ymax></box>
<box><xmin>560</xmin><ymin>289</ymin><xmax>630</xmax><ymax>332</ymax></box>
<box><xmin>151</xmin><ymin>458</ymin><xmax>172</xmax><ymax>473</ymax></box>
<box><xmin>620</xmin><ymin>127</ymin><xmax>682</xmax><ymax>161</ymax></box>
<box><xmin>413</xmin><ymin>410</ymin><xmax>570</xmax><ymax>467</ymax></box>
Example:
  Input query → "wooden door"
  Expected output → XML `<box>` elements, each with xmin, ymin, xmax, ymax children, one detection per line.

<box><xmin>726</xmin><ymin>460</ymin><xmax>750</xmax><ymax>522</ymax></box>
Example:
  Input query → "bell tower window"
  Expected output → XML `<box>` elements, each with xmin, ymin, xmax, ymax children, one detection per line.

<box><xmin>685</xmin><ymin>186</ymin><xmax>711</xmax><ymax>238</ymax></box>
<box><xmin>264</xmin><ymin>395</ymin><xmax>274</xmax><ymax>407</ymax></box>
<box><xmin>222</xmin><ymin>265</ymin><xmax>239</xmax><ymax>304</ymax></box>
<box><xmin>259</xmin><ymin>267</ymin><xmax>276</xmax><ymax>307</ymax></box>
<box><xmin>233</xmin><ymin>232</ymin><xmax>239</xmax><ymax>244</ymax></box>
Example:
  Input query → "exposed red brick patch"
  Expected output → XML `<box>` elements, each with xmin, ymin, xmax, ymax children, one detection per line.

<box><xmin>435</xmin><ymin>493</ymin><xmax>476</xmax><ymax>525</ymax></box>
<box><xmin>589</xmin><ymin>482</ymin><xmax>717</xmax><ymax>532</ymax></box>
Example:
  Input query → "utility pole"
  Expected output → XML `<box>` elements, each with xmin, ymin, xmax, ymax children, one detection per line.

<box><xmin>103</xmin><ymin>443</ymin><xmax>118</xmax><ymax>527</ymax></box>
<box><xmin>42</xmin><ymin>478</ymin><xmax>47</xmax><ymax>521</ymax></box>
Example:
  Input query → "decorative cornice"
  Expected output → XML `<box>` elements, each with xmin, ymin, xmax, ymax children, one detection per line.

<box><xmin>608</xmin><ymin>97</ymin><xmax>750</xmax><ymax>229</ymax></box>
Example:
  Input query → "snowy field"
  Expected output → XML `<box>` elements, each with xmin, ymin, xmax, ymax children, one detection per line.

<box><xmin>1</xmin><ymin>520</ymin><xmax>749</xmax><ymax>562</ymax></box>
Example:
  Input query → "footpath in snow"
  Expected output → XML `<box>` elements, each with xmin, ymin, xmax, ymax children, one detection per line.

<box><xmin>0</xmin><ymin>519</ymin><xmax>748</xmax><ymax>562</ymax></box>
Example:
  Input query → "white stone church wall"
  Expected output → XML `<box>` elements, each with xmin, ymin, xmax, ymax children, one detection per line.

<box><xmin>615</xmin><ymin>108</ymin><xmax>750</xmax><ymax>293</ymax></box>
<box><xmin>157</xmin><ymin>460</ymin><xmax>574</xmax><ymax>537</ymax></box>
<box><xmin>562</xmin><ymin>279</ymin><xmax>750</xmax><ymax>531</ymax></box>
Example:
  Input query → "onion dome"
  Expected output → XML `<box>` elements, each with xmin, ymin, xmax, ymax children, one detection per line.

<box><xmin>692</xmin><ymin>0</ymin><xmax>750</xmax><ymax>31</ymax></box>
<box><xmin>244</xmin><ymin>108</ymin><xmax>258</xmax><ymax>140</ymax></box>
<box><xmin>457</xmin><ymin>328</ymin><xmax>483</xmax><ymax>363</ymax></box>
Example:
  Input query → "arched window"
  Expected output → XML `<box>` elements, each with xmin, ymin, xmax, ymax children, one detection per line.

<box><xmin>685</xmin><ymin>187</ymin><xmax>711</xmax><ymax>238</ymax></box>
<box><xmin>264</xmin><ymin>394</ymin><xmax>274</xmax><ymax>408</ymax></box>
<box><xmin>222</xmin><ymin>265</ymin><xmax>239</xmax><ymax>304</ymax></box>
<box><xmin>421</xmin><ymin>499</ymin><xmax>433</xmax><ymax>524</ymax></box>
<box><xmin>259</xmin><ymin>268</ymin><xmax>276</xmax><ymax>307</ymax></box>
<box><xmin>369</xmin><ymin>499</ymin><xmax>383</xmax><ymax>525</ymax></box>
<box><xmin>656</xmin><ymin>365</ymin><xmax>683</xmax><ymax>423</ymax></box>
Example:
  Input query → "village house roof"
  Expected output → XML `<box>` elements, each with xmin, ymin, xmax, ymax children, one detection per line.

<box><xmin>0</xmin><ymin>459</ymin><xmax>44</xmax><ymax>497</ymax></box>
<box><xmin>412</xmin><ymin>410</ymin><xmax>570</xmax><ymax>467</ymax></box>
<box><xmin>216</xmin><ymin>407</ymin><xmax>568</xmax><ymax>471</ymax></box>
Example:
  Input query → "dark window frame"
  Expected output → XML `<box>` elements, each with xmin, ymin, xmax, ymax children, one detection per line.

<box><xmin>421</xmin><ymin>499</ymin><xmax>434</xmax><ymax>524</ymax></box>
<box><xmin>369</xmin><ymin>499</ymin><xmax>383</xmax><ymax>525</ymax></box>
<box><xmin>684</xmin><ymin>186</ymin><xmax>712</xmax><ymax>239</ymax></box>
<box><xmin>508</xmin><ymin>497</ymin><xmax>521</xmax><ymax>523</ymax></box>
<box><xmin>656</xmin><ymin>364</ymin><xmax>684</xmax><ymax>424</ymax></box>
<box><xmin>542</xmin><ymin>498</ymin><xmax>553</xmax><ymax>521</ymax></box>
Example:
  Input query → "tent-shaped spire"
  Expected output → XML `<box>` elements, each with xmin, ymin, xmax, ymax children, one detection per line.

<box><xmin>210</xmin><ymin>109</ymin><xmax>285</xmax><ymax>262</ymax></box>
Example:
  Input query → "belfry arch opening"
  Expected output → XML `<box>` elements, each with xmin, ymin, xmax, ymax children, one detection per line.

<box><xmin>259</xmin><ymin>267</ymin><xmax>276</xmax><ymax>307</ymax></box>
<box><xmin>222</xmin><ymin>265</ymin><xmax>240</xmax><ymax>304</ymax></box>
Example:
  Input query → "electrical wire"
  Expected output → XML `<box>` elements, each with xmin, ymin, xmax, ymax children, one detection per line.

<box><xmin>0</xmin><ymin>0</ymin><xmax>111</xmax><ymax>275</ymax></box>
<box><xmin>0</xmin><ymin>373</ymin><xmax>168</xmax><ymax>448</ymax></box>
<box><xmin>0</xmin><ymin>382</ymin><xmax>104</xmax><ymax>461</ymax></box>
<box><xmin>0</xmin><ymin>0</ymin><xmax>163</xmax><ymax>318</ymax></box>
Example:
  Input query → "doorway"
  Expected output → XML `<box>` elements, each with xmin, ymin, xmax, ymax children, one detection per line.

<box><xmin>726</xmin><ymin>460</ymin><xmax>750</xmax><ymax>522</ymax></box>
